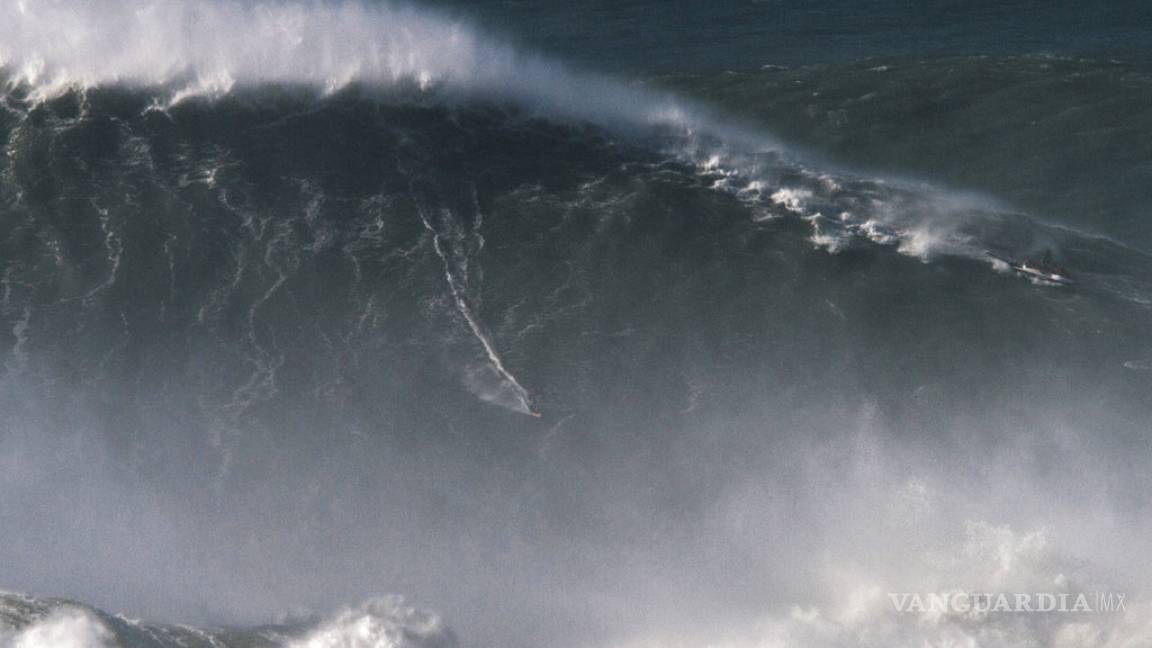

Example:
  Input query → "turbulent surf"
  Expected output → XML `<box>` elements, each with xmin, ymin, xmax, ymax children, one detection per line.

<box><xmin>2</xmin><ymin>1</ymin><xmax>1151</xmax><ymax>647</ymax></box>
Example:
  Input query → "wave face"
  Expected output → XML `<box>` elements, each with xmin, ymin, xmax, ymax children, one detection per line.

<box><xmin>2</xmin><ymin>2</ymin><xmax>1152</xmax><ymax>648</ymax></box>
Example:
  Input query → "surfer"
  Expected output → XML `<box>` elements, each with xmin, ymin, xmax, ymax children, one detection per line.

<box><xmin>526</xmin><ymin>388</ymin><xmax>543</xmax><ymax>417</ymax></box>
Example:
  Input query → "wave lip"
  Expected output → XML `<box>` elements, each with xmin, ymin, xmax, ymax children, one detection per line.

<box><xmin>0</xmin><ymin>0</ymin><xmax>697</xmax><ymax>132</ymax></box>
<box><xmin>1</xmin><ymin>0</ymin><xmax>492</xmax><ymax>95</ymax></box>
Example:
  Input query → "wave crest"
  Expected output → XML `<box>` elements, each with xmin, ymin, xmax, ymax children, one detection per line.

<box><xmin>288</xmin><ymin>597</ymin><xmax>456</xmax><ymax>648</ymax></box>
<box><xmin>0</xmin><ymin>0</ymin><xmax>693</xmax><ymax>129</ymax></box>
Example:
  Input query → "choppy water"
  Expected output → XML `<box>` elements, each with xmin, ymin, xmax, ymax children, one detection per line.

<box><xmin>2</xmin><ymin>2</ymin><xmax>1151</xmax><ymax>647</ymax></box>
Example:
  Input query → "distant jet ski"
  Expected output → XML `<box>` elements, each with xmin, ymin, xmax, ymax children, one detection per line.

<box><xmin>985</xmin><ymin>249</ymin><xmax>1073</xmax><ymax>285</ymax></box>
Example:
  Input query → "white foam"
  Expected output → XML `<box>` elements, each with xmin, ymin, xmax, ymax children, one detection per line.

<box><xmin>990</xmin><ymin>257</ymin><xmax>1013</xmax><ymax>273</ymax></box>
<box><xmin>770</xmin><ymin>187</ymin><xmax>812</xmax><ymax>214</ymax></box>
<box><xmin>0</xmin><ymin>0</ymin><xmax>692</xmax><ymax>131</ymax></box>
<box><xmin>5</xmin><ymin>608</ymin><xmax>115</xmax><ymax>648</ymax></box>
<box><xmin>810</xmin><ymin>231</ymin><xmax>848</xmax><ymax>254</ymax></box>
<box><xmin>857</xmin><ymin>219</ymin><xmax>900</xmax><ymax>246</ymax></box>
<box><xmin>895</xmin><ymin>227</ymin><xmax>943</xmax><ymax>261</ymax></box>
<box><xmin>289</xmin><ymin>597</ymin><xmax>454</xmax><ymax>648</ymax></box>
<box><xmin>611</xmin><ymin>518</ymin><xmax>1147</xmax><ymax>648</ymax></box>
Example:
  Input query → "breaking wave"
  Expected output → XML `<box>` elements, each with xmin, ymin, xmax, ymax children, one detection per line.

<box><xmin>0</xmin><ymin>0</ymin><xmax>694</xmax><ymax>126</ymax></box>
<box><xmin>2</xmin><ymin>2</ymin><xmax>1151</xmax><ymax>648</ymax></box>
<box><xmin>0</xmin><ymin>592</ymin><xmax>455</xmax><ymax>648</ymax></box>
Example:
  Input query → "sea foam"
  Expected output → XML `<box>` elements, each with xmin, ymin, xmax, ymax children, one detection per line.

<box><xmin>0</xmin><ymin>0</ymin><xmax>693</xmax><ymax>129</ymax></box>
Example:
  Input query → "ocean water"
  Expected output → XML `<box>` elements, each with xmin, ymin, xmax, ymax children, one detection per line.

<box><xmin>1</xmin><ymin>2</ymin><xmax>1151</xmax><ymax>647</ymax></box>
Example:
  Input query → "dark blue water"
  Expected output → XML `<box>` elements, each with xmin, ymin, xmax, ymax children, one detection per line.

<box><xmin>432</xmin><ymin>0</ymin><xmax>1152</xmax><ymax>73</ymax></box>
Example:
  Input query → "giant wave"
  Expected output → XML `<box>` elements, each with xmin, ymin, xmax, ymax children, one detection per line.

<box><xmin>2</xmin><ymin>2</ymin><xmax>1152</xmax><ymax>648</ymax></box>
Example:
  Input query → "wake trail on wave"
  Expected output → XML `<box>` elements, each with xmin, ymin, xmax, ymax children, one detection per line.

<box><xmin>415</xmin><ymin>196</ymin><xmax>536</xmax><ymax>417</ymax></box>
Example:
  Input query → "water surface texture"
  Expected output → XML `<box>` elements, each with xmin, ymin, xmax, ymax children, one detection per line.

<box><xmin>2</xmin><ymin>2</ymin><xmax>1151</xmax><ymax>647</ymax></box>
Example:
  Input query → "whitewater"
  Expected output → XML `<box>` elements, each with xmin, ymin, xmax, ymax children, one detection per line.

<box><xmin>2</xmin><ymin>2</ymin><xmax>1151</xmax><ymax>648</ymax></box>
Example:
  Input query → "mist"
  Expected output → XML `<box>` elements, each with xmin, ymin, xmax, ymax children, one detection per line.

<box><xmin>2</xmin><ymin>2</ymin><xmax>1152</xmax><ymax>648</ymax></box>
